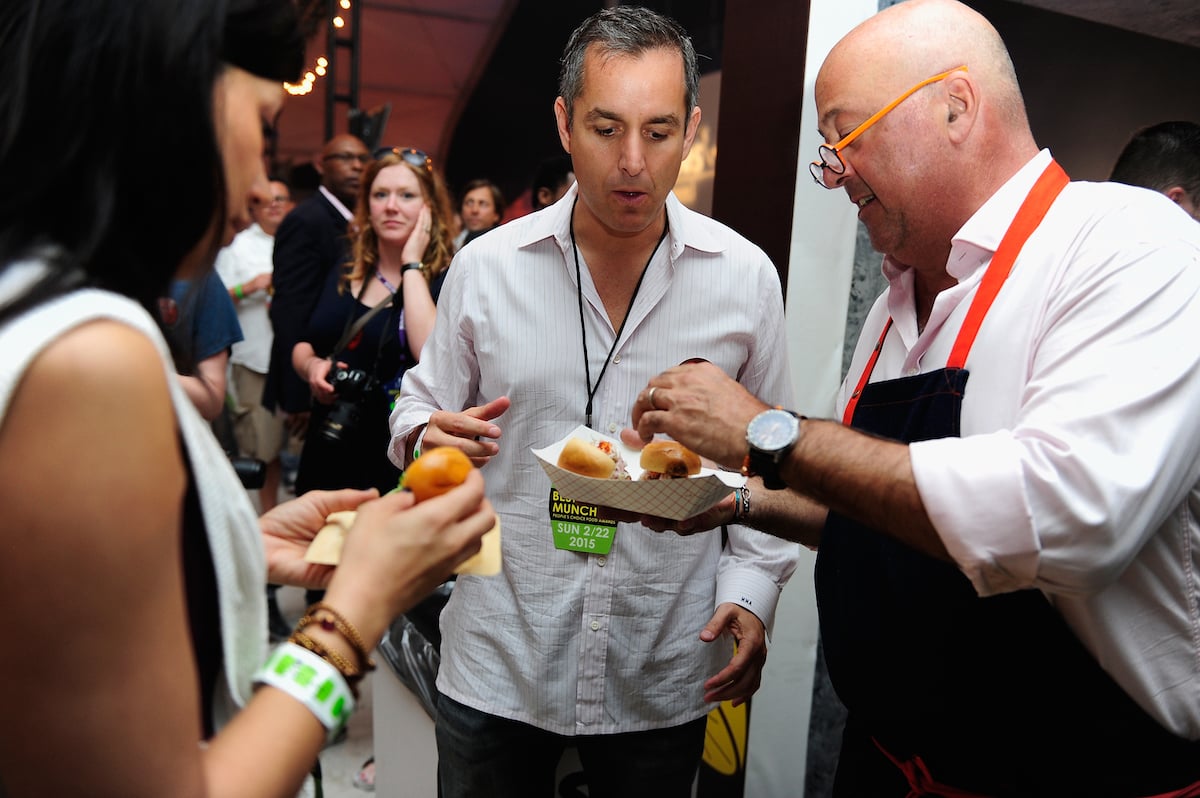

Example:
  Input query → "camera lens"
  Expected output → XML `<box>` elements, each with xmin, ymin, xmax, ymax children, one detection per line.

<box><xmin>320</xmin><ymin>367</ymin><xmax>373</xmax><ymax>444</ymax></box>
<box><xmin>321</xmin><ymin>399</ymin><xmax>363</xmax><ymax>443</ymax></box>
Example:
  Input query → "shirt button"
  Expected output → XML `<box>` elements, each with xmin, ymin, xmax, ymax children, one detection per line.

<box><xmin>596</xmin><ymin>556</ymin><xmax>607</xmax><ymax>567</ymax></box>
<box><xmin>607</xmin><ymin>423</ymin><xmax>617</xmax><ymax>433</ymax></box>
<box><xmin>907</xmin><ymin>367</ymin><xmax>920</xmax><ymax>376</ymax></box>
<box><xmin>613</xmin><ymin>355</ymin><xmax>621</xmax><ymax>364</ymax></box>
<box><xmin>590</xmin><ymin>620</ymin><xmax>601</xmax><ymax>631</ymax></box>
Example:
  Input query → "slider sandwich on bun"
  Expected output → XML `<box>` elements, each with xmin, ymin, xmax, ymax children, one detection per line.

<box><xmin>557</xmin><ymin>437</ymin><xmax>629</xmax><ymax>479</ymax></box>
<box><xmin>639</xmin><ymin>440</ymin><xmax>701</xmax><ymax>480</ymax></box>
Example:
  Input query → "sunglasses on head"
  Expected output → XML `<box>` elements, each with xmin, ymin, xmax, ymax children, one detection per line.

<box><xmin>373</xmin><ymin>146</ymin><xmax>433</xmax><ymax>172</ymax></box>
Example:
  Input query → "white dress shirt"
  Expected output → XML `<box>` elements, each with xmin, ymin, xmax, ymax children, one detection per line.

<box><xmin>838</xmin><ymin>150</ymin><xmax>1200</xmax><ymax>738</ymax></box>
<box><xmin>214</xmin><ymin>223</ymin><xmax>274</xmax><ymax>374</ymax></box>
<box><xmin>391</xmin><ymin>187</ymin><xmax>800</xmax><ymax>735</ymax></box>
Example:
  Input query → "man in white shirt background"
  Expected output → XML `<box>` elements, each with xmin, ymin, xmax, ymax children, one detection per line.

<box><xmin>216</xmin><ymin>178</ymin><xmax>293</xmax><ymax>639</ymax></box>
<box><xmin>216</xmin><ymin>177</ymin><xmax>292</xmax><ymax>513</ymax></box>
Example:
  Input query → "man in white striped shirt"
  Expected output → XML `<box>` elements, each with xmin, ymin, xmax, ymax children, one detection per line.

<box><xmin>388</xmin><ymin>6</ymin><xmax>799</xmax><ymax>796</ymax></box>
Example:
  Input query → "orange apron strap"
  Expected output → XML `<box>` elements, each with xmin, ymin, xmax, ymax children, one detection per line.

<box><xmin>871</xmin><ymin>738</ymin><xmax>993</xmax><ymax>798</ymax></box>
<box><xmin>842</xmin><ymin>159</ymin><xmax>1071</xmax><ymax>427</ymax></box>
<box><xmin>842</xmin><ymin>318</ymin><xmax>892</xmax><ymax>425</ymax></box>
<box><xmin>947</xmin><ymin>160</ymin><xmax>1070</xmax><ymax>369</ymax></box>
<box><xmin>1139</xmin><ymin>779</ymin><xmax>1200</xmax><ymax>798</ymax></box>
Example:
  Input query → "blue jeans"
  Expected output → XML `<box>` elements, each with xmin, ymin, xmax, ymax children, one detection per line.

<box><xmin>435</xmin><ymin>695</ymin><xmax>707</xmax><ymax>798</ymax></box>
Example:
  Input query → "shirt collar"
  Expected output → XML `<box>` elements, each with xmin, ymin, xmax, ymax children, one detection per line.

<box><xmin>515</xmin><ymin>185</ymin><xmax>726</xmax><ymax>262</ymax></box>
<box><xmin>880</xmin><ymin>148</ymin><xmax>1054</xmax><ymax>287</ymax></box>
<box><xmin>319</xmin><ymin>185</ymin><xmax>354</xmax><ymax>222</ymax></box>
<box><xmin>946</xmin><ymin>148</ymin><xmax>1054</xmax><ymax>280</ymax></box>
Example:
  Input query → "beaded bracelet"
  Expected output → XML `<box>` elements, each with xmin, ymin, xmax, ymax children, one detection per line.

<box><xmin>296</xmin><ymin>602</ymin><xmax>376</xmax><ymax>673</ymax></box>
<box><xmin>254</xmin><ymin>642</ymin><xmax>355</xmax><ymax>744</ymax></box>
<box><xmin>288</xmin><ymin>628</ymin><xmax>363</xmax><ymax>695</ymax></box>
<box><xmin>733</xmin><ymin>486</ymin><xmax>752</xmax><ymax>523</ymax></box>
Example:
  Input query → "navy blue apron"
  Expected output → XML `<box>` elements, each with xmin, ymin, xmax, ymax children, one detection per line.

<box><xmin>816</xmin><ymin>162</ymin><xmax>1200</xmax><ymax>797</ymax></box>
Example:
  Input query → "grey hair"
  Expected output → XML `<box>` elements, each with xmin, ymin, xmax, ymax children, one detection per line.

<box><xmin>557</xmin><ymin>5</ymin><xmax>700</xmax><ymax>127</ymax></box>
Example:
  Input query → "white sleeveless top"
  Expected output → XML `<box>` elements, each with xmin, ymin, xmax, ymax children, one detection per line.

<box><xmin>0</xmin><ymin>259</ymin><xmax>267</xmax><ymax>731</ymax></box>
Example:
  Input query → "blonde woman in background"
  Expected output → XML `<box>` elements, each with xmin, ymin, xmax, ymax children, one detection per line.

<box><xmin>291</xmin><ymin>147</ymin><xmax>456</xmax><ymax>495</ymax></box>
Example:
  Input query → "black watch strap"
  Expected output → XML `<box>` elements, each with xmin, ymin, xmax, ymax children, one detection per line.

<box><xmin>744</xmin><ymin>408</ymin><xmax>801</xmax><ymax>490</ymax></box>
<box><xmin>748</xmin><ymin>448</ymin><xmax>788</xmax><ymax>489</ymax></box>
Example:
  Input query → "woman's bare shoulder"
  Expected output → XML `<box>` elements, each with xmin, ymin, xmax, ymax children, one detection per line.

<box><xmin>0</xmin><ymin>318</ymin><xmax>185</xmax><ymax>556</ymax></box>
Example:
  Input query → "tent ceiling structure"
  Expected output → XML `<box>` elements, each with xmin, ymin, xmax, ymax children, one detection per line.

<box><xmin>270</xmin><ymin>0</ymin><xmax>1199</xmax><ymax>182</ymax></box>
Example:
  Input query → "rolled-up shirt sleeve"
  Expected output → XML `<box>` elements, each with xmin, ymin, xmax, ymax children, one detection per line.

<box><xmin>912</xmin><ymin>228</ymin><xmax>1200</xmax><ymax>599</ymax></box>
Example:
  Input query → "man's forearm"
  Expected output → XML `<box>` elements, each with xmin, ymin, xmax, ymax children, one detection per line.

<box><xmin>783</xmin><ymin>418</ymin><xmax>948</xmax><ymax>560</ymax></box>
<box><xmin>739</xmin><ymin>480</ymin><xmax>826</xmax><ymax>549</ymax></box>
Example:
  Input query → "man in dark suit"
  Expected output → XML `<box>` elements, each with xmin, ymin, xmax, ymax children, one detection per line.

<box><xmin>263</xmin><ymin>132</ymin><xmax>370</xmax><ymax>436</ymax></box>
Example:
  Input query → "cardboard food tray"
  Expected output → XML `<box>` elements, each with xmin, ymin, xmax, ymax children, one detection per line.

<box><xmin>532</xmin><ymin>425</ymin><xmax>744</xmax><ymax>521</ymax></box>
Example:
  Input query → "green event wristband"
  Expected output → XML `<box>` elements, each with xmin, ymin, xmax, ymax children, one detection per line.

<box><xmin>254</xmin><ymin>642</ymin><xmax>355</xmax><ymax>744</ymax></box>
<box><xmin>412</xmin><ymin>424</ymin><xmax>428</xmax><ymax>461</ymax></box>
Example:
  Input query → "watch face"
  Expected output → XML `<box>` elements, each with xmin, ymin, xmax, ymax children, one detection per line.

<box><xmin>747</xmin><ymin>409</ymin><xmax>799</xmax><ymax>451</ymax></box>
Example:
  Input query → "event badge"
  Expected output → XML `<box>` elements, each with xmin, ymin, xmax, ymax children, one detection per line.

<box><xmin>549</xmin><ymin>487</ymin><xmax>618</xmax><ymax>554</ymax></box>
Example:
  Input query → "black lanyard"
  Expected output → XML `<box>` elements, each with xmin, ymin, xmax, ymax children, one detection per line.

<box><xmin>570</xmin><ymin>199</ymin><xmax>669</xmax><ymax>428</ymax></box>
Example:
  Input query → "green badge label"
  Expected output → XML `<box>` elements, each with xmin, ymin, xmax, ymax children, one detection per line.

<box><xmin>549</xmin><ymin>487</ymin><xmax>618</xmax><ymax>554</ymax></box>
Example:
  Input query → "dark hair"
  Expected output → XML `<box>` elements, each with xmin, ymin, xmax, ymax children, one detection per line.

<box><xmin>223</xmin><ymin>0</ymin><xmax>306</xmax><ymax>83</ymax></box>
<box><xmin>531</xmin><ymin>154</ymin><xmax>574</xmax><ymax>211</ymax></box>
<box><xmin>0</xmin><ymin>0</ymin><xmax>303</xmax><ymax>327</ymax></box>
<box><xmin>347</xmin><ymin>152</ymin><xmax>456</xmax><ymax>285</ymax></box>
<box><xmin>459</xmin><ymin>179</ymin><xmax>507</xmax><ymax>219</ymax></box>
<box><xmin>558</xmin><ymin>5</ymin><xmax>699</xmax><ymax>128</ymax></box>
<box><xmin>1110</xmin><ymin>121</ymin><xmax>1200</xmax><ymax>205</ymax></box>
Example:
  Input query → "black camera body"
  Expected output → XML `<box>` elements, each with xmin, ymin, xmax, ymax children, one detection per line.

<box><xmin>321</xmin><ymin>366</ymin><xmax>375</xmax><ymax>443</ymax></box>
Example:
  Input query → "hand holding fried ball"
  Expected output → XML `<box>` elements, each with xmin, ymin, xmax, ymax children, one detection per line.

<box><xmin>404</xmin><ymin>446</ymin><xmax>474</xmax><ymax>501</ymax></box>
<box><xmin>639</xmin><ymin>440</ymin><xmax>701</xmax><ymax>479</ymax></box>
<box><xmin>305</xmin><ymin>446</ymin><xmax>502</xmax><ymax>575</ymax></box>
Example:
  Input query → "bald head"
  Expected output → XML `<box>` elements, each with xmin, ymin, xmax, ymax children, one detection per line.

<box><xmin>317</xmin><ymin>133</ymin><xmax>369</xmax><ymax>207</ymax></box>
<box><xmin>819</xmin><ymin>0</ymin><xmax>1028</xmax><ymax>136</ymax></box>
<box><xmin>813</xmin><ymin>0</ymin><xmax>1039</xmax><ymax>269</ymax></box>
<box><xmin>321</xmin><ymin>133</ymin><xmax>366</xmax><ymax>160</ymax></box>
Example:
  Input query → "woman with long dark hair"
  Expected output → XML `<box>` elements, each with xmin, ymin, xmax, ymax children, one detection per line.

<box><xmin>0</xmin><ymin>2</ymin><xmax>492</xmax><ymax>795</ymax></box>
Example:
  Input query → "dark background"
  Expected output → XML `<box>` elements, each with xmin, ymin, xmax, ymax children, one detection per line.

<box><xmin>442</xmin><ymin>0</ymin><xmax>727</xmax><ymax>208</ymax></box>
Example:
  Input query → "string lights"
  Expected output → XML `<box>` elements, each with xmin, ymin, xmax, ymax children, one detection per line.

<box><xmin>284</xmin><ymin>0</ymin><xmax>351</xmax><ymax>96</ymax></box>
